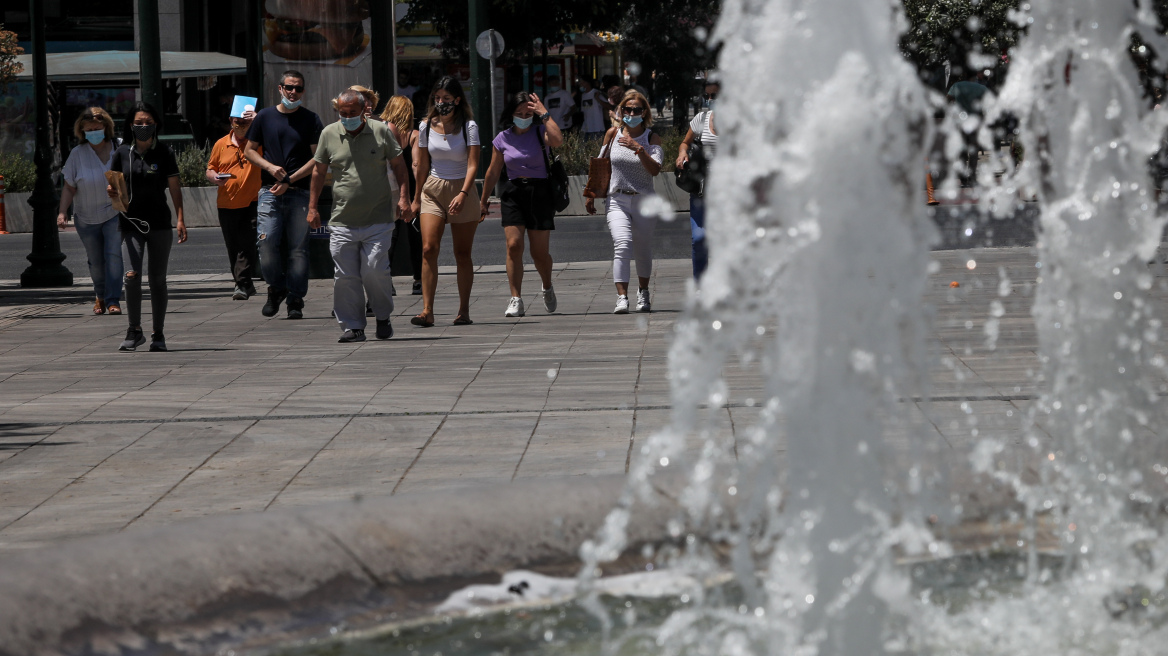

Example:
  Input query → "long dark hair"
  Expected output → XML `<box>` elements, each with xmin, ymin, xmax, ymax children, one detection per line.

<box><xmin>498</xmin><ymin>91</ymin><xmax>533</xmax><ymax>131</ymax></box>
<box><xmin>121</xmin><ymin>102</ymin><xmax>163</xmax><ymax>144</ymax></box>
<box><xmin>423</xmin><ymin>76</ymin><xmax>473</xmax><ymax>127</ymax></box>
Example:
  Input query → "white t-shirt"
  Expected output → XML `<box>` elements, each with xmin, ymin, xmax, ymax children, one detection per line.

<box><xmin>689</xmin><ymin>111</ymin><xmax>718</xmax><ymax>159</ymax></box>
<box><xmin>62</xmin><ymin>143</ymin><xmax>116</xmax><ymax>225</ymax></box>
<box><xmin>579</xmin><ymin>89</ymin><xmax>607</xmax><ymax>133</ymax></box>
<box><xmin>544</xmin><ymin>89</ymin><xmax>575</xmax><ymax>129</ymax></box>
<box><xmin>418</xmin><ymin>119</ymin><xmax>480</xmax><ymax>181</ymax></box>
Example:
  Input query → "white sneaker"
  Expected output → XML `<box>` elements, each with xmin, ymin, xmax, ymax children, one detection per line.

<box><xmin>613</xmin><ymin>295</ymin><xmax>630</xmax><ymax>314</ymax></box>
<box><xmin>505</xmin><ymin>296</ymin><xmax>525</xmax><ymax>317</ymax></box>
<box><xmin>636</xmin><ymin>288</ymin><xmax>651</xmax><ymax>312</ymax></box>
<box><xmin>541</xmin><ymin>286</ymin><xmax>557</xmax><ymax>313</ymax></box>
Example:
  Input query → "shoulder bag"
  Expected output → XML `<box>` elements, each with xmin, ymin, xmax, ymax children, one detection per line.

<box><xmin>582</xmin><ymin>129</ymin><xmax>618</xmax><ymax>199</ymax></box>
<box><xmin>534</xmin><ymin>126</ymin><xmax>570</xmax><ymax>212</ymax></box>
<box><xmin>675</xmin><ymin>112</ymin><xmax>708</xmax><ymax>196</ymax></box>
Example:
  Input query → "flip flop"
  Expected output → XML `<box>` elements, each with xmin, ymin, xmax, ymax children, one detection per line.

<box><xmin>411</xmin><ymin>313</ymin><xmax>435</xmax><ymax>327</ymax></box>
<box><xmin>453</xmin><ymin>315</ymin><xmax>473</xmax><ymax>326</ymax></box>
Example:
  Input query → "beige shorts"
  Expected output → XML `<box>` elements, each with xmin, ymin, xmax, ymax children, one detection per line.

<box><xmin>420</xmin><ymin>176</ymin><xmax>480</xmax><ymax>224</ymax></box>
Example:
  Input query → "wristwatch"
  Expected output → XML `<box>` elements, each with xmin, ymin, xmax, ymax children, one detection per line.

<box><xmin>537</xmin><ymin>113</ymin><xmax>550</xmax><ymax>123</ymax></box>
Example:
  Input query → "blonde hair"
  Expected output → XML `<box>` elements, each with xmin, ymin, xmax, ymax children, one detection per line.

<box><xmin>612</xmin><ymin>90</ymin><xmax>654</xmax><ymax>129</ymax></box>
<box><xmin>73</xmin><ymin>107</ymin><xmax>115</xmax><ymax>143</ymax></box>
<box><xmin>380</xmin><ymin>95</ymin><xmax>415</xmax><ymax>135</ymax></box>
<box><xmin>348</xmin><ymin>85</ymin><xmax>380</xmax><ymax>113</ymax></box>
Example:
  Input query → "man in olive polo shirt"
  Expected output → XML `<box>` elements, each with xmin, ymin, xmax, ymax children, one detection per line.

<box><xmin>308</xmin><ymin>88</ymin><xmax>414</xmax><ymax>343</ymax></box>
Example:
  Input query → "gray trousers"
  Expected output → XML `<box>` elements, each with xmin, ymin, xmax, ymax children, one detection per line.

<box><xmin>330</xmin><ymin>223</ymin><xmax>395</xmax><ymax>330</ymax></box>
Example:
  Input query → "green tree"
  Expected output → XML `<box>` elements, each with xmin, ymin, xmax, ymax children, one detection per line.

<box><xmin>899</xmin><ymin>0</ymin><xmax>1024</xmax><ymax>91</ymax></box>
<box><xmin>0</xmin><ymin>23</ymin><xmax>23</xmax><ymax>89</ymax></box>
<box><xmin>618</xmin><ymin>0</ymin><xmax>719</xmax><ymax>128</ymax></box>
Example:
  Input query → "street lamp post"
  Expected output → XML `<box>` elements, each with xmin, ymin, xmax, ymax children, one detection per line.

<box><xmin>138</xmin><ymin>0</ymin><xmax>163</xmax><ymax>111</ymax></box>
<box><xmin>20</xmin><ymin>0</ymin><xmax>72</xmax><ymax>288</ymax></box>
<box><xmin>468</xmin><ymin>0</ymin><xmax>492</xmax><ymax>175</ymax></box>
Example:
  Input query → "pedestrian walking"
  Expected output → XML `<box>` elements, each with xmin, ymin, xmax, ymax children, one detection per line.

<box><xmin>106</xmin><ymin>102</ymin><xmax>188</xmax><ymax>352</ymax></box>
<box><xmin>583</xmin><ymin>90</ymin><xmax>664</xmax><ymax>314</ymax></box>
<box><xmin>380</xmin><ymin>95</ymin><xmax>423</xmax><ymax>295</ymax></box>
<box><xmin>543</xmin><ymin>75</ymin><xmax>575</xmax><ymax>131</ymax></box>
<box><xmin>57</xmin><ymin>107</ymin><xmax>122</xmax><ymax>316</ymax></box>
<box><xmin>676</xmin><ymin>80</ymin><xmax>719</xmax><ymax>280</ymax></box>
<box><xmin>206</xmin><ymin>106</ymin><xmax>261</xmax><ymax>300</ymax></box>
<box><xmin>411</xmin><ymin>76</ymin><xmax>482</xmax><ymax>327</ymax></box>
<box><xmin>577</xmin><ymin>78</ymin><xmax>610</xmax><ymax>140</ymax></box>
<box><xmin>308</xmin><ymin>88</ymin><xmax>414</xmax><ymax>343</ymax></box>
<box><xmin>244</xmin><ymin>70</ymin><xmax>324</xmax><ymax>320</ymax></box>
<box><xmin>479</xmin><ymin>92</ymin><xmax>563</xmax><ymax>318</ymax></box>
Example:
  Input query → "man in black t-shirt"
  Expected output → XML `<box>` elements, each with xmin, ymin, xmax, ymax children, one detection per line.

<box><xmin>244</xmin><ymin>70</ymin><xmax>324</xmax><ymax>320</ymax></box>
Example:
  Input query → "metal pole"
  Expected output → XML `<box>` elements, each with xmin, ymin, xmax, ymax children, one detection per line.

<box><xmin>371</xmin><ymin>0</ymin><xmax>392</xmax><ymax>107</ymax></box>
<box><xmin>138</xmin><ymin>0</ymin><xmax>163</xmax><ymax>112</ymax></box>
<box><xmin>245</xmin><ymin>0</ymin><xmax>264</xmax><ymax>102</ymax></box>
<box><xmin>489</xmin><ymin>34</ymin><xmax>498</xmax><ymax>139</ymax></box>
<box><xmin>467</xmin><ymin>0</ymin><xmax>491</xmax><ymax>175</ymax></box>
<box><xmin>21</xmin><ymin>0</ymin><xmax>72</xmax><ymax>288</ymax></box>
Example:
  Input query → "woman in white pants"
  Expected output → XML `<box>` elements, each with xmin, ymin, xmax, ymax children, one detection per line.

<box><xmin>584</xmin><ymin>90</ymin><xmax>664</xmax><ymax>313</ymax></box>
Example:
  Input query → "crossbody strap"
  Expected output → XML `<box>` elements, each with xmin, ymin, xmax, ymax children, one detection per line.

<box><xmin>534</xmin><ymin>125</ymin><xmax>552</xmax><ymax>175</ymax></box>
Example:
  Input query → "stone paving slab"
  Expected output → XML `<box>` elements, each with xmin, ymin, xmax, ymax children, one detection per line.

<box><xmin>1</xmin><ymin>248</ymin><xmax>1166</xmax><ymax>550</ymax></box>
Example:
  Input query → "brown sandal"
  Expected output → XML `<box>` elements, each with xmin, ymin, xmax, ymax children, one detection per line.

<box><xmin>107</xmin><ymin>304</ymin><xmax>121</xmax><ymax>315</ymax></box>
<box><xmin>452</xmin><ymin>314</ymin><xmax>473</xmax><ymax>326</ymax></box>
<box><xmin>92</xmin><ymin>299</ymin><xmax>105</xmax><ymax>315</ymax></box>
<box><xmin>410</xmin><ymin>313</ymin><xmax>435</xmax><ymax>327</ymax></box>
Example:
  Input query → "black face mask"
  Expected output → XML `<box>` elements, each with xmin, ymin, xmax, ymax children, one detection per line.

<box><xmin>435</xmin><ymin>101</ymin><xmax>456</xmax><ymax>116</ymax></box>
<box><xmin>131</xmin><ymin>124</ymin><xmax>157</xmax><ymax>141</ymax></box>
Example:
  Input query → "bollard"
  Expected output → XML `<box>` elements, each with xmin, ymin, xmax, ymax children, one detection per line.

<box><xmin>0</xmin><ymin>175</ymin><xmax>9</xmax><ymax>234</ymax></box>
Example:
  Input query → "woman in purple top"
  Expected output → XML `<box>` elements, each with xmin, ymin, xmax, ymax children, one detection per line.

<box><xmin>480</xmin><ymin>91</ymin><xmax>564</xmax><ymax>318</ymax></box>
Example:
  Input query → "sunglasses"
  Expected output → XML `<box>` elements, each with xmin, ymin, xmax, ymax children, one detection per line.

<box><xmin>703</xmin><ymin>93</ymin><xmax>718</xmax><ymax>100</ymax></box>
<box><xmin>621</xmin><ymin>106</ymin><xmax>645</xmax><ymax>115</ymax></box>
<box><xmin>281</xmin><ymin>84</ymin><xmax>305</xmax><ymax>93</ymax></box>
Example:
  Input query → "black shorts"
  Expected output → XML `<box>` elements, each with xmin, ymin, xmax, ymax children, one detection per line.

<box><xmin>500</xmin><ymin>178</ymin><xmax>556</xmax><ymax>231</ymax></box>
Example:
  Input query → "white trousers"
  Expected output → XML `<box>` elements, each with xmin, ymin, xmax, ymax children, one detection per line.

<box><xmin>330</xmin><ymin>223</ymin><xmax>395</xmax><ymax>330</ymax></box>
<box><xmin>605</xmin><ymin>194</ymin><xmax>657</xmax><ymax>284</ymax></box>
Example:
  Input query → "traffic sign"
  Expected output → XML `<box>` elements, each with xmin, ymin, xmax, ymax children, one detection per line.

<box><xmin>476</xmin><ymin>30</ymin><xmax>505</xmax><ymax>59</ymax></box>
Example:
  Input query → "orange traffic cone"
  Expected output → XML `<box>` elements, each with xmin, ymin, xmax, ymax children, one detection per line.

<box><xmin>0</xmin><ymin>175</ymin><xmax>9</xmax><ymax>234</ymax></box>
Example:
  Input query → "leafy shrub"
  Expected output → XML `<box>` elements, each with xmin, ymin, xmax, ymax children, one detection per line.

<box><xmin>0</xmin><ymin>152</ymin><xmax>35</xmax><ymax>193</ymax></box>
<box><xmin>175</xmin><ymin>144</ymin><xmax>212</xmax><ymax>188</ymax></box>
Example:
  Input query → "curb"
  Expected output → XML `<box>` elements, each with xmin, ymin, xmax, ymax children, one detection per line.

<box><xmin>0</xmin><ymin>475</ymin><xmax>675</xmax><ymax>656</ymax></box>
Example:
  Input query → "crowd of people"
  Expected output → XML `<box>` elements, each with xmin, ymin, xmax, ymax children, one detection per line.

<box><xmin>56</xmin><ymin>69</ymin><xmax>719</xmax><ymax>348</ymax></box>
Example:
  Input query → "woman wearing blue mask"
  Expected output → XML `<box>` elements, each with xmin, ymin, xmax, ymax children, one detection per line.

<box><xmin>480</xmin><ymin>91</ymin><xmax>563</xmax><ymax>318</ymax></box>
<box><xmin>57</xmin><ymin>107</ymin><xmax>123</xmax><ymax>316</ymax></box>
<box><xmin>676</xmin><ymin>80</ymin><xmax>720</xmax><ymax>280</ymax></box>
<box><xmin>583</xmin><ymin>90</ymin><xmax>664</xmax><ymax>314</ymax></box>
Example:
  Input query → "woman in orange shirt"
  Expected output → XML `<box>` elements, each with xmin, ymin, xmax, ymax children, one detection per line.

<box><xmin>206</xmin><ymin>108</ymin><xmax>263</xmax><ymax>300</ymax></box>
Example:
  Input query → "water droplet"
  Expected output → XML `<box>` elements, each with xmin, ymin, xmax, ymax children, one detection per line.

<box><xmin>712</xmin><ymin>320</ymin><xmax>722</xmax><ymax>330</ymax></box>
<box><xmin>660</xmin><ymin>457</ymin><xmax>670</xmax><ymax>467</ymax></box>
<box><xmin>728</xmin><ymin>486</ymin><xmax>737</xmax><ymax>495</ymax></box>
<box><xmin>1114</xmin><ymin>291</ymin><xmax>1123</xmax><ymax>300</ymax></box>
<box><xmin>805</xmin><ymin>594</ymin><xmax>815</xmax><ymax>604</ymax></box>
<box><xmin>544</xmin><ymin>630</ymin><xmax>554</xmax><ymax>642</ymax></box>
<box><xmin>966</xmin><ymin>259</ymin><xmax>977</xmax><ymax>270</ymax></box>
<box><xmin>756</xmin><ymin>227</ymin><xmax>767</xmax><ymax>238</ymax></box>
<box><xmin>547</xmin><ymin>368</ymin><xmax>558</xmax><ymax>379</ymax></box>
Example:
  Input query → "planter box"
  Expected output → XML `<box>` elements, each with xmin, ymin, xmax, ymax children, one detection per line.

<box><xmin>0</xmin><ymin>187</ymin><xmax>219</xmax><ymax>234</ymax></box>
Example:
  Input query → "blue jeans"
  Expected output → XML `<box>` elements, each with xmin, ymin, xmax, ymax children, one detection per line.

<box><xmin>75</xmin><ymin>215</ymin><xmax>123</xmax><ymax>306</ymax></box>
<box><xmin>690</xmin><ymin>195</ymin><xmax>707</xmax><ymax>280</ymax></box>
<box><xmin>256</xmin><ymin>186</ymin><xmax>310</xmax><ymax>300</ymax></box>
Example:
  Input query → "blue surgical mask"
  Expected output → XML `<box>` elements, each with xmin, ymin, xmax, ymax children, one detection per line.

<box><xmin>84</xmin><ymin>130</ymin><xmax>105</xmax><ymax>145</ymax></box>
<box><xmin>339</xmin><ymin>115</ymin><xmax>364</xmax><ymax>132</ymax></box>
<box><xmin>622</xmin><ymin>115</ymin><xmax>643</xmax><ymax>128</ymax></box>
<box><xmin>512</xmin><ymin>115</ymin><xmax>533</xmax><ymax>129</ymax></box>
<box><xmin>281</xmin><ymin>95</ymin><xmax>302</xmax><ymax>110</ymax></box>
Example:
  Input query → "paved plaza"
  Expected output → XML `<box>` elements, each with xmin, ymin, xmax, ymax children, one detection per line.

<box><xmin>1</xmin><ymin>248</ymin><xmax>1163</xmax><ymax>551</ymax></box>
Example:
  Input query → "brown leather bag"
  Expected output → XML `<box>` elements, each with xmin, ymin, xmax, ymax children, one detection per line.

<box><xmin>582</xmin><ymin>130</ymin><xmax>618</xmax><ymax>199</ymax></box>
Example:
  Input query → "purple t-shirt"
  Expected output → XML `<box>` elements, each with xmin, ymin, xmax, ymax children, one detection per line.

<box><xmin>492</xmin><ymin>125</ymin><xmax>548</xmax><ymax>179</ymax></box>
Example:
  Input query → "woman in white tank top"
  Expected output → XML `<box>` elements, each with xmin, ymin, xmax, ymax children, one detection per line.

<box><xmin>677</xmin><ymin>80</ymin><xmax>719</xmax><ymax>281</ymax></box>
<box><xmin>584</xmin><ymin>90</ymin><xmax>665</xmax><ymax>314</ymax></box>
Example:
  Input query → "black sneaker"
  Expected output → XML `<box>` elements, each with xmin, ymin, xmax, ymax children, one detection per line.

<box><xmin>375</xmin><ymin>318</ymin><xmax>393</xmax><ymax>340</ymax></box>
<box><xmin>412</xmin><ymin>280</ymin><xmax>422</xmax><ymax>295</ymax></box>
<box><xmin>262</xmin><ymin>288</ymin><xmax>286</xmax><ymax>317</ymax></box>
<box><xmin>231</xmin><ymin>285</ymin><xmax>248</xmax><ymax>301</ymax></box>
<box><xmin>149</xmin><ymin>332</ymin><xmax>167</xmax><ymax>352</ymax></box>
<box><xmin>243</xmin><ymin>280</ymin><xmax>258</xmax><ymax>297</ymax></box>
<box><xmin>286</xmin><ymin>296</ymin><xmax>304</xmax><ymax>320</ymax></box>
<box><xmin>118</xmin><ymin>327</ymin><xmax>146</xmax><ymax>351</ymax></box>
<box><xmin>338</xmin><ymin>328</ymin><xmax>366</xmax><ymax>343</ymax></box>
<box><xmin>366</xmin><ymin>302</ymin><xmax>375</xmax><ymax>317</ymax></box>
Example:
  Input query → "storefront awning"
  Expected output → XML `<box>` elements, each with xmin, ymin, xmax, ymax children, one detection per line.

<box><xmin>13</xmin><ymin>50</ymin><xmax>247</xmax><ymax>83</ymax></box>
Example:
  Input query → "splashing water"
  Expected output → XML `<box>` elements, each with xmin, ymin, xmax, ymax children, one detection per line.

<box><xmin>580</xmin><ymin>0</ymin><xmax>1168</xmax><ymax>654</ymax></box>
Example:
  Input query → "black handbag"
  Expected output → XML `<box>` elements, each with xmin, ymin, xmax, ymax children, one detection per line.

<box><xmin>535</xmin><ymin>127</ymin><xmax>571</xmax><ymax>212</ymax></box>
<box><xmin>675</xmin><ymin>138</ymin><xmax>707</xmax><ymax>196</ymax></box>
